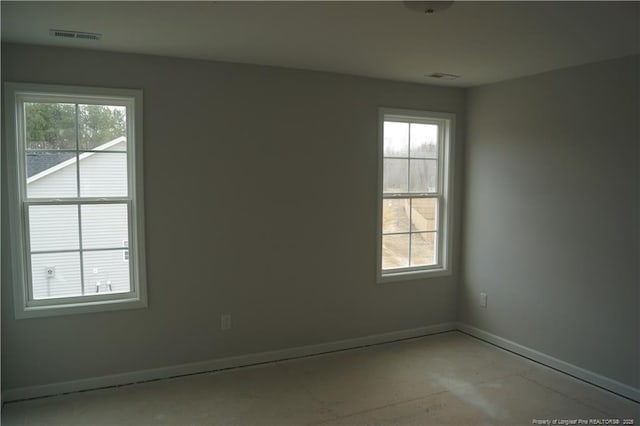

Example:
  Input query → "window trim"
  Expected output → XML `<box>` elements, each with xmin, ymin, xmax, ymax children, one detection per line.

<box><xmin>4</xmin><ymin>82</ymin><xmax>147</xmax><ymax>318</ymax></box>
<box><xmin>377</xmin><ymin>107</ymin><xmax>455</xmax><ymax>283</ymax></box>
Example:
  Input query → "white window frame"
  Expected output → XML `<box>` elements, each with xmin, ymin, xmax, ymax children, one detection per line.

<box><xmin>377</xmin><ymin>108</ymin><xmax>455</xmax><ymax>283</ymax></box>
<box><xmin>4</xmin><ymin>82</ymin><xmax>147</xmax><ymax>318</ymax></box>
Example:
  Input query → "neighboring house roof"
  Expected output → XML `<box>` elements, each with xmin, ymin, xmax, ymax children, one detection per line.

<box><xmin>27</xmin><ymin>137</ymin><xmax>126</xmax><ymax>184</ymax></box>
<box><xmin>27</xmin><ymin>152</ymin><xmax>75</xmax><ymax>177</ymax></box>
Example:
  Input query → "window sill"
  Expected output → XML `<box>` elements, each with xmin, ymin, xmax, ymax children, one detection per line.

<box><xmin>16</xmin><ymin>296</ymin><xmax>147</xmax><ymax>319</ymax></box>
<box><xmin>377</xmin><ymin>267</ymin><xmax>452</xmax><ymax>284</ymax></box>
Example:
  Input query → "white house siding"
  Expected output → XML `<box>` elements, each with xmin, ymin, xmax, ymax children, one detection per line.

<box><xmin>30</xmin><ymin>252</ymin><xmax>83</xmax><ymax>299</ymax></box>
<box><xmin>27</xmin><ymin>139</ymin><xmax>131</xmax><ymax>299</ymax></box>
<box><xmin>27</xmin><ymin>160</ymin><xmax>77</xmax><ymax>198</ymax></box>
<box><xmin>29</xmin><ymin>204</ymin><xmax>79</xmax><ymax>251</ymax></box>
<box><xmin>27</xmin><ymin>140</ymin><xmax>128</xmax><ymax>198</ymax></box>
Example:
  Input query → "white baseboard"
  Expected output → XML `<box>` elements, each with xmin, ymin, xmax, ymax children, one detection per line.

<box><xmin>7</xmin><ymin>322</ymin><xmax>636</xmax><ymax>404</ymax></box>
<box><xmin>2</xmin><ymin>322</ymin><xmax>456</xmax><ymax>402</ymax></box>
<box><xmin>456</xmin><ymin>323</ymin><xmax>640</xmax><ymax>403</ymax></box>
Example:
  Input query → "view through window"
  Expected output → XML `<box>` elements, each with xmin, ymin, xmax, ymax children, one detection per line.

<box><xmin>26</xmin><ymin>102</ymin><xmax>130</xmax><ymax>299</ymax></box>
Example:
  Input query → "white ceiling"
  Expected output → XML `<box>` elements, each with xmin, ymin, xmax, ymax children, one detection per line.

<box><xmin>2</xmin><ymin>1</ymin><xmax>639</xmax><ymax>87</ymax></box>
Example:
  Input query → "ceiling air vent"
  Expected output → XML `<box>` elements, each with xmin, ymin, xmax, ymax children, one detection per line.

<box><xmin>49</xmin><ymin>29</ymin><xmax>102</xmax><ymax>41</ymax></box>
<box><xmin>404</xmin><ymin>1</ymin><xmax>455</xmax><ymax>14</ymax></box>
<box><xmin>426</xmin><ymin>72</ymin><xmax>460</xmax><ymax>80</ymax></box>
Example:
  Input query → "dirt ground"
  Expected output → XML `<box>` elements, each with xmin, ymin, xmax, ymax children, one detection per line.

<box><xmin>382</xmin><ymin>198</ymin><xmax>437</xmax><ymax>269</ymax></box>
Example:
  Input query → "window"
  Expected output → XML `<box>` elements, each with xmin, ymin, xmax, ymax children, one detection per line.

<box><xmin>377</xmin><ymin>108</ymin><xmax>454</xmax><ymax>282</ymax></box>
<box><xmin>4</xmin><ymin>83</ymin><xmax>146</xmax><ymax>318</ymax></box>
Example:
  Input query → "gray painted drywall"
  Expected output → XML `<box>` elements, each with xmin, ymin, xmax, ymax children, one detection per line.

<box><xmin>1</xmin><ymin>43</ymin><xmax>465</xmax><ymax>391</ymax></box>
<box><xmin>461</xmin><ymin>55</ymin><xmax>640</xmax><ymax>388</ymax></box>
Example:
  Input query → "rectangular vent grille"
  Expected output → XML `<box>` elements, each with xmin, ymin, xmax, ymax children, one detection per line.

<box><xmin>49</xmin><ymin>29</ymin><xmax>102</xmax><ymax>41</ymax></box>
<box><xmin>427</xmin><ymin>72</ymin><xmax>460</xmax><ymax>80</ymax></box>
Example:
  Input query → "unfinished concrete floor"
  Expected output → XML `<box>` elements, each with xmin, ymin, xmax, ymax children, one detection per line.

<box><xmin>2</xmin><ymin>332</ymin><xmax>638</xmax><ymax>425</ymax></box>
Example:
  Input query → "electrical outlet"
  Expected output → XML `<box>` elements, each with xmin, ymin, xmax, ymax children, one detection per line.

<box><xmin>480</xmin><ymin>292</ymin><xmax>488</xmax><ymax>308</ymax></box>
<box><xmin>221</xmin><ymin>313</ymin><xmax>232</xmax><ymax>331</ymax></box>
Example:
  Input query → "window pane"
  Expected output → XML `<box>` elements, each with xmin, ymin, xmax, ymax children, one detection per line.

<box><xmin>79</xmin><ymin>153</ymin><xmax>128</xmax><ymax>197</ymax></box>
<box><xmin>79</xmin><ymin>104</ymin><xmax>127</xmax><ymax>151</ymax></box>
<box><xmin>382</xmin><ymin>198</ymin><xmax>410</xmax><ymax>233</ymax></box>
<box><xmin>26</xmin><ymin>152</ymin><xmax>78</xmax><ymax>198</ymax></box>
<box><xmin>411</xmin><ymin>198</ymin><xmax>437</xmax><ymax>232</ymax></box>
<box><xmin>383</xmin><ymin>159</ymin><xmax>408</xmax><ymax>193</ymax></box>
<box><xmin>382</xmin><ymin>234</ymin><xmax>409</xmax><ymax>269</ymax></box>
<box><xmin>25</xmin><ymin>102</ymin><xmax>76</xmax><ymax>150</ymax></box>
<box><xmin>83</xmin><ymin>250</ymin><xmax>130</xmax><ymax>295</ymax></box>
<box><xmin>31</xmin><ymin>252</ymin><xmax>82</xmax><ymax>299</ymax></box>
<box><xmin>29</xmin><ymin>205</ymin><xmax>79</xmax><ymax>252</ymax></box>
<box><xmin>410</xmin><ymin>123</ymin><xmax>438</xmax><ymax>158</ymax></box>
<box><xmin>411</xmin><ymin>232</ymin><xmax>437</xmax><ymax>266</ymax></box>
<box><xmin>82</xmin><ymin>204</ymin><xmax>129</xmax><ymax>249</ymax></box>
<box><xmin>383</xmin><ymin>121</ymin><xmax>409</xmax><ymax>157</ymax></box>
<box><xmin>409</xmin><ymin>159</ymin><xmax>438</xmax><ymax>193</ymax></box>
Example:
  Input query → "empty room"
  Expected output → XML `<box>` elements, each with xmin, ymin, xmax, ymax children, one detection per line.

<box><xmin>1</xmin><ymin>1</ymin><xmax>639</xmax><ymax>425</ymax></box>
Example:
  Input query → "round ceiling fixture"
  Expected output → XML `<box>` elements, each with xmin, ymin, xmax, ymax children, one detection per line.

<box><xmin>403</xmin><ymin>1</ymin><xmax>455</xmax><ymax>14</ymax></box>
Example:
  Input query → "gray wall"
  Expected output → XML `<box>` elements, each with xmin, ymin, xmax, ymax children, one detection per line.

<box><xmin>460</xmin><ymin>55</ymin><xmax>639</xmax><ymax>388</ymax></box>
<box><xmin>1</xmin><ymin>43</ymin><xmax>465</xmax><ymax>391</ymax></box>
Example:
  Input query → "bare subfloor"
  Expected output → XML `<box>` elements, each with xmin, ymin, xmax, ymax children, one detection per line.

<box><xmin>2</xmin><ymin>332</ymin><xmax>638</xmax><ymax>425</ymax></box>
